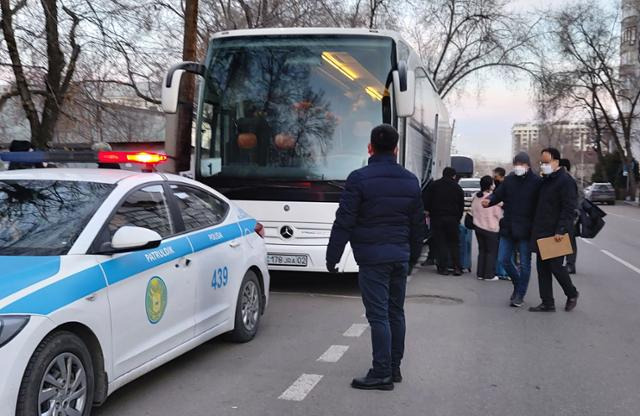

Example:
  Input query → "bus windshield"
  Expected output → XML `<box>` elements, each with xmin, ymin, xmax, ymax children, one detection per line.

<box><xmin>197</xmin><ymin>35</ymin><xmax>394</xmax><ymax>181</ymax></box>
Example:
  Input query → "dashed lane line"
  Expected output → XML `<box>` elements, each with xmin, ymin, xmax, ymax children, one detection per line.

<box><xmin>343</xmin><ymin>323</ymin><xmax>369</xmax><ymax>337</ymax></box>
<box><xmin>600</xmin><ymin>250</ymin><xmax>640</xmax><ymax>275</ymax></box>
<box><xmin>278</xmin><ymin>374</ymin><xmax>324</xmax><ymax>402</ymax></box>
<box><xmin>579</xmin><ymin>237</ymin><xmax>596</xmax><ymax>246</ymax></box>
<box><xmin>317</xmin><ymin>345</ymin><xmax>350</xmax><ymax>363</ymax></box>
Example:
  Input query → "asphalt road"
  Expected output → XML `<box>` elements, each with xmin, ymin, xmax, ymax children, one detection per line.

<box><xmin>94</xmin><ymin>205</ymin><xmax>640</xmax><ymax>416</ymax></box>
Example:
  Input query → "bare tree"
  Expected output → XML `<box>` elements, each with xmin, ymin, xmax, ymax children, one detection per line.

<box><xmin>1</xmin><ymin>0</ymin><xmax>81</xmax><ymax>148</ymax></box>
<box><xmin>407</xmin><ymin>0</ymin><xmax>538</xmax><ymax>98</ymax></box>
<box><xmin>536</xmin><ymin>1</ymin><xmax>639</xmax><ymax>198</ymax></box>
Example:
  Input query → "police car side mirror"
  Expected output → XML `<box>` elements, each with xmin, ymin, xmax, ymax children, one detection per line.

<box><xmin>104</xmin><ymin>226</ymin><xmax>163</xmax><ymax>254</ymax></box>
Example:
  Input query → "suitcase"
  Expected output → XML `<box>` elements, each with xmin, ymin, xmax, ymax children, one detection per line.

<box><xmin>458</xmin><ymin>224</ymin><xmax>473</xmax><ymax>272</ymax></box>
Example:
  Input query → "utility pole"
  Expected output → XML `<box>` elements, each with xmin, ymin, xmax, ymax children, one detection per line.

<box><xmin>175</xmin><ymin>0</ymin><xmax>199</xmax><ymax>173</ymax></box>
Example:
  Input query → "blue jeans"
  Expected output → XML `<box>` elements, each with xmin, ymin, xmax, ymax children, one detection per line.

<box><xmin>358</xmin><ymin>262</ymin><xmax>408</xmax><ymax>378</ymax></box>
<box><xmin>498</xmin><ymin>236</ymin><xmax>532</xmax><ymax>298</ymax></box>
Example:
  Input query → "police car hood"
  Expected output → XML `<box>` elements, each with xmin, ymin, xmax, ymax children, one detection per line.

<box><xmin>0</xmin><ymin>256</ymin><xmax>61</xmax><ymax>302</ymax></box>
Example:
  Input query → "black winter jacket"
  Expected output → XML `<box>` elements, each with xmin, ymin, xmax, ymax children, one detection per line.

<box><xmin>326</xmin><ymin>154</ymin><xmax>425</xmax><ymax>266</ymax></box>
<box><xmin>423</xmin><ymin>177</ymin><xmax>464</xmax><ymax>220</ymax></box>
<box><xmin>489</xmin><ymin>169</ymin><xmax>541</xmax><ymax>240</ymax></box>
<box><xmin>531</xmin><ymin>167</ymin><xmax>578</xmax><ymax>243</ymax></box>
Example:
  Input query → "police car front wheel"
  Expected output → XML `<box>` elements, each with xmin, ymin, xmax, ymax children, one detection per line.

<box><xmin>17</xmin><ymin>331</ymin><xmax>95</xmax><ymax>416</ymax></box>
<box><xmin>228</xmin><ymin>270</ymin><xmax>263</xmax><ymax>343</ymax></box>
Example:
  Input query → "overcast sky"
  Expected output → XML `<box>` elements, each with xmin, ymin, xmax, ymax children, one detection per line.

<box><xmin>449</xmin><ymin>0</ymin><xmax>614</xmax><ymax>163</ymax></box>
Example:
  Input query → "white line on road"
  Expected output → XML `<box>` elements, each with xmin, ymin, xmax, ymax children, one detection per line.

<box><xmin>600</xmin><ymin>250</ymin><xmax>640</xmax><ymax>275</ymax></box>
<box><xmin>271</xmin><ymin>291</ymin><xmax>361</xmax><ymax>300</ymax></box>
<box><xmin>317</xmin><ymin>345</ymin><xmax>349</xmax><ymax>363</ymax></box>
<box><xmin>343</xmin><ymin>323</ymin><xmax>369</xmax><ymax>337</ymax></box>
<box><xmin>278</xmin><ymin>374</ymin><xmax>323</xmax><ymax>401</ymax></box>
<box><xmin>579</xmin><ymin>237</ymin><xmax>596</xmax><ymax>246</ymax></box>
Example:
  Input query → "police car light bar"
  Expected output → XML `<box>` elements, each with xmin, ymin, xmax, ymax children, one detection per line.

<box><xmin>0</xmin><ymin>150</ymin><xmax>168</xmax><ymax>166</ymax></box>
<box><xmin>98</xmin><ymin>151</ymin><xmax>168</xmax><ymax>165</ymax></box>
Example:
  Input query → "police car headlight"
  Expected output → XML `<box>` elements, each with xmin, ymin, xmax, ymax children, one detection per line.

<box><xmin>0</xmin><ymin>316</ymin><xmax>30</xmax><ymax>348</ymax></box>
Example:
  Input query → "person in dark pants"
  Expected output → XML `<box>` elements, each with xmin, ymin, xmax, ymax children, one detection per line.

<box><xmin>471</xmin><ymin>176</ymin><xmax>503</xmax><ymax>280</ymax></box>
<box><xmin>326</xmin><ymin>124</ymin><xmax>424</xmax><ymax>391</ymax></box>
<box><xmin>423</xmin><ymin>167</ymin><xmax>464</xmax><ymax>275</ymax></box>
<box><xmin>529</xmin><ymin>148</ymin><xmax>580</xmax><ymax>312</ymax></box>
<box><xmin>559</xmin><ymin>158</ymin><xmax>578</xmax><ymax>274</ymax></box>
<box><xmin>492</xmin><ymin>167</ymin><xmax>510</xmax><ymax>280</ymax></box>
<box><xmin>483</xmin><ymin>152</ymin><xmax>541</xmax><ymax>307</ymax></box>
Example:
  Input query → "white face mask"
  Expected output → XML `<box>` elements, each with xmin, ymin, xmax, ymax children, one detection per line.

<box><xmin>540</xmin><ymin>163</ymin><xmax>553</xmax><ymax>175</ymax></box>
<box><xmin>514</xmin><ymin>165</ymin><xmax>527</xmax><ymax>176</ymax></box>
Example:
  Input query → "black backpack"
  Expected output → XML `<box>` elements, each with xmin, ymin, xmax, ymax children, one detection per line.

<box><xmin>577</xmin><ymin>199</ymin><xmax>606</xmax><ymax>239</ymax></box>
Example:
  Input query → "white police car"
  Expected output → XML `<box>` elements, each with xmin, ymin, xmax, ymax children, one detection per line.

<box><xmin>0</xmin><ymin>155</ymin><xmax>269</xmax><ymax>416</ymax></box>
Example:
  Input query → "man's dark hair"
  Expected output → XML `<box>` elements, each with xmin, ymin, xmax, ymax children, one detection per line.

<box><xmin>559</xmin><ymin>158</ymin><xmax>571</xmax><ymax>172</ymax></box>
<box><xmin>442</xmin><ymin>167</ymin><xmax>457</xmax><ymax>179</ymax></box>
<box><xmin>370</xmin><ymin>124</ymin><xmax>399</xmax><ymax>154</ymax></box>
<box><xmin>541</xmin><ymin>147</ymin><xmax>561</xmax><ymax>161</ymax></box>
<box><xmin>493</xmin><ymin>167</ymin><xmax>506</xmax><ymax>177</ymax></box>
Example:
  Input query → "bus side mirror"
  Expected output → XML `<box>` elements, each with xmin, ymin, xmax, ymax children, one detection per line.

<box><xmin>392</xmin><ymin>62</ymin><xmax>415</xmax><ymax>118</ymax></box>
<box><xmin>162</xmin><ymin>62</ymin><xmax>206</xmax><ymax>114</ymax></box>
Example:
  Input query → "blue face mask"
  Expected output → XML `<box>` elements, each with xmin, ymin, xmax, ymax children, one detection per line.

<box><xmin>514</xmin><ymin>166</ymin><xmax>527</xmax><ymax>176</ymax></box>
<box><xmin>540</xmin><ymin>163</ymin><xmax>553</xmax><ymax>175</ymax></box>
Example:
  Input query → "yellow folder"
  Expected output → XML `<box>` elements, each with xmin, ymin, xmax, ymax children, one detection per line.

<box><xmin>536</xmin><ymin>234</ymin><xmax>574</xmax><ymax>261</ymax></box>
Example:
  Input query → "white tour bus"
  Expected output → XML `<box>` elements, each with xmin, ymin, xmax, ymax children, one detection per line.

<box><xmin>162</xmin><ymin>28</ymin><xmax>452</xmax><ymax>273</ymax></box>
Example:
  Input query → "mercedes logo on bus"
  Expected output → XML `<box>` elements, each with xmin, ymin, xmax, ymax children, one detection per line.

<box><xmin>280</xmin><ymin>225</ymin><xmax>294</xmax><ymax>239</ymax></box>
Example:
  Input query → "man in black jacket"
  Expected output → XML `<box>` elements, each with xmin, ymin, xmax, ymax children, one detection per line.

<box><xmin>423</xmin><ymin>167</ymin><xmax>464</xmax><ymax>275</ymax></box>
<box><xmin>326</xmin><ymin>124</ymin><xmax>424</xmax><ymax>391</ymax></box>
<box><xmin>529</xmin><ymin>148</ymin><xmax>580</xmax><ymax>312</ymax></box>
<box><xmin>483</xmin><ymin>152</ymin><xmax>541</xmax><ymax>307</ymax></box>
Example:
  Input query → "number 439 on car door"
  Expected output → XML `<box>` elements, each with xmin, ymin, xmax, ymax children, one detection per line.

<box><xmin>212</xmin><ymin>267</ymin><xmax>229</xmax><ymax>289</ymax></box>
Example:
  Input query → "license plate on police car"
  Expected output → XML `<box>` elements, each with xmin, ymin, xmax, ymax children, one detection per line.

<box><xmin>267</xmin><ymin>254</ymin><xmax>308</xmax><ymax>266</ymax></box>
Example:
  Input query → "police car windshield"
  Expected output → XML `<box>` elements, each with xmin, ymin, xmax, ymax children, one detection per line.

<box><xmin>0</xmin><ymin>180</ymin><xmax>114</xmax><ymax>256</ymax></box>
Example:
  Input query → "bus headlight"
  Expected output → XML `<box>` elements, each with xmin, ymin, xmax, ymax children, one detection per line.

<box><xmin>0</xmin><ymin>316</ymin><xmax>30</xmax><ymax>348</ymax></box>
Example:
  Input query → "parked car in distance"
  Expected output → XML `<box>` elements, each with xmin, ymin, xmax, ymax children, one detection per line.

<box><xmin>459</xmin><ymin>177</ymin><xmax>481</xmax><ymax>208</ymax></box>
<box><xmin>584</xmin><ymin>182</ymin><xmax>616</xmax><ymax>205</ymax></box>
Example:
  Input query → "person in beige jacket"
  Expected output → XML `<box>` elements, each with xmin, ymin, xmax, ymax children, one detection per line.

<box><xmin>471</xmin><ymin>176</ymin><xmax>503</xmax><ymax>280</ymax></box>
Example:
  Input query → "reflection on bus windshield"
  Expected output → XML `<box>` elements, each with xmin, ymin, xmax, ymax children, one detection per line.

<box><xmin>198</xmin><ymin>36</ymin><xmax>394</xmax><ymax>181</ymax></box>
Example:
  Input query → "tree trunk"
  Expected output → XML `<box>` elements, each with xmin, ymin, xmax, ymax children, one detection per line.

<box><xmin>175</xmin><ymin>0</ymin><xmax>199</xmax><ymax>173</ymax></box>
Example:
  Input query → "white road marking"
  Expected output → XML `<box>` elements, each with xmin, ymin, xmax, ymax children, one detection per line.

<box><xmin>343</xmin><ymin>323</ymin><xmax>369</xmax><ymax>337</ymax></box>
<box><xmin>278</xmin><ymin>374</ymin><xmax>323</xmax><ymax>401</ymax></box>
<box><xmin>579</xmin><ymin>237</ymin><xmax>596</xmax><ymax>246</ymax></box>
<box><xmin>600</xmin><ymin>250</ymin><xmax>640</xmax><ymax>275</ymax></box>
<box><xmin>317</xmin><ymin>345</ymin><xmax>349</xmax><ymax>363</ymax></box>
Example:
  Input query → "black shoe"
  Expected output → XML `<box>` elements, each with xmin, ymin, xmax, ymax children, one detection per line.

<box><xmin>528</xmin><ymin>303</ymin><xmax>556</xmax><ymax>312</ymax></box>
<box><xmin>392</xmin><ymin>368</ymin><xmax>402</xmax><ymax>383</ymax></box>
<box><xmin>453</xmin><ymin>268</ymin><xmax>462</xmax><ymax>276</ymax></box>
<box><xmin>510</xmin><ymin>296</ymin><xmax>524</xmax><ymax>308</ymax></box>
<box><xmin>351</xmin><ymin>373</ymin><xmax>394</xmax><ymax>391</ymax></box>
<box><xmin>565</xmin><ymin>291</ymin><xmax>579</xmax><ymax>311</ymax></box>
<box><xmin>437</xmin><ymin>268</ymin><xmax>450</xmax><ymax>276</ymax></box>
<box><xmin>567</xmin><ymin>265</ymin><xmax>576</xmax><ymax>274</ymax></box>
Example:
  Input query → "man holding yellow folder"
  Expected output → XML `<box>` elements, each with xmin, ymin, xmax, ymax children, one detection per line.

<box><xmin>529</xmin><ymin>148</ymin><xmax>580</xmax><ymax>312</ymax></box>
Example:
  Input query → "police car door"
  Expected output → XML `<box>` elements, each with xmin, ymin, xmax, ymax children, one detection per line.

<box><xmin>99</xmin><ymin>184</ymin><xmax>195</xmax><ymax>378</ymax></box>
<box><xmin>168</xmin><ymin>184</ymin><xmax>243</xmax><ymax>334</ymax></box>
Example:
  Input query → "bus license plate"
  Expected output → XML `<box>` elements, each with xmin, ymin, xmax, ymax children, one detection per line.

<box><xmin>267</xmin><ymin>254</ymin><xmax>308</xmax><ymax>267</ymax></box>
